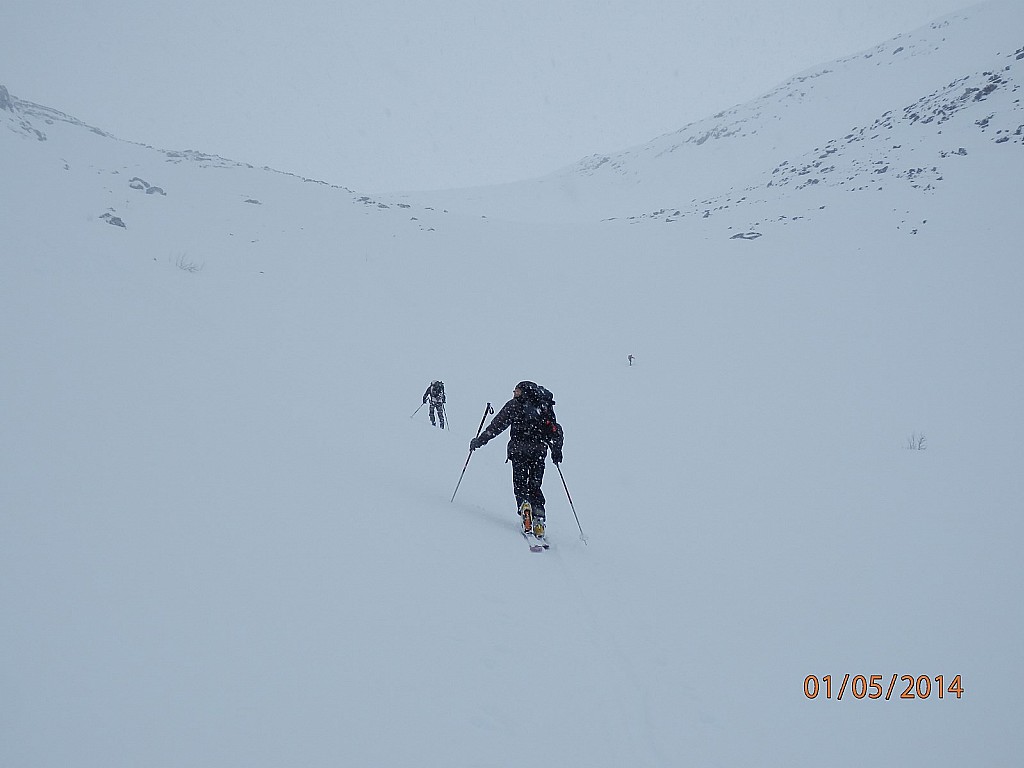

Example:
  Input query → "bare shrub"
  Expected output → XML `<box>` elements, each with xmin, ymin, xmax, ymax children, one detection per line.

<box><xmin>905</xmin><ymin>432</ymin><xmax>927</xmax><ymax>450</ymax></box>
<box><xmin>174</xmin><ymin>254</ymin><xmax>204</xmax><ymax>273</ymax></box>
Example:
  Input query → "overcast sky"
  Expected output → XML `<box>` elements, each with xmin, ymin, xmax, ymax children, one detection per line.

<box><xmin>2</xmin><ymin>0</ymin><xmax>976</xmax><ymax>192</ymax></box>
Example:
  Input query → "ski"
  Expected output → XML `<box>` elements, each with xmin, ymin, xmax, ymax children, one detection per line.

<box><xmin>521</xmin><ymin>530</ymin><xmax>546</xmax><ymax>552</ymax></box>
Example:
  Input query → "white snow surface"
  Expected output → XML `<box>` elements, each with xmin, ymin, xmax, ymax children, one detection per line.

<box><xmin>2</xmin><ymin>2</ymin><xmax>1022</xmax><ymax>766</ymax></box>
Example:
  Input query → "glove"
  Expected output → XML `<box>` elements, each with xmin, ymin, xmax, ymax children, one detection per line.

<box><xmin>550</xmin><ymin>447</ymin><xmax>563</xmax><ymax>464</ymax></box>
<box><xmin>423</xmin><ymin>395</ymin><xmax>428</xmax><ymax>404</ymax></box>
<box><xmin>469</xmin><ymin>436</ymin><xmax>485</xmax><ymax>451</ymax></box>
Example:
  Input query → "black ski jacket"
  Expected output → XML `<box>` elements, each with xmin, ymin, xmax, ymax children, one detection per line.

<box><xmin>477</xmin><ymin>396</ymin><xmax>564</xmax><ymax>460</ymax></box>
<box><xmin>423</xmin><ymin>381</ymin><xmax>445</xmax><ymax>404</ymax></box>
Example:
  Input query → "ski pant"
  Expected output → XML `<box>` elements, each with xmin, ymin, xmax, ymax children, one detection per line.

<box><xmin>429</xmin><ymin>400</ymin><xmax>445</xmax><ymax>428</ymax></box>
<box><xmin>510</xmin><ymin>451</ymin><xmax>546</xmax><ymax>516</ymax></box>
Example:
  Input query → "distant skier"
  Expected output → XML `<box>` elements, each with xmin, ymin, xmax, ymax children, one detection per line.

<box><xmin>628</xmin><ymin>354</ymin><xmax>635</xmax><ymax>366</ymax></box>
<box><xmin>469</xmin><ymin>381</ymin><xmax>563</xmax><ymax>538</ymax></box>
<box><xmin>422</xmin><ymin>380</ymin><xmax>446</xmax><ymax>428</ymax></box>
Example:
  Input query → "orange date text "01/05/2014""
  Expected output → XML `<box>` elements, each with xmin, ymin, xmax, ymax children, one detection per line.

<box><xmin>803</xmin><ymin>674</ymin><xmax>964</xmax><ymax>701</ymax></box>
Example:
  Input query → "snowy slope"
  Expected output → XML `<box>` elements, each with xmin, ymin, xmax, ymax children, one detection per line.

<box><xmin>2</xmin><ymin>2</ymin><xmax>1022</xmax><ymax>766</ymax></box>
<box><xmin>401</xmin><ymin>0</ymin><xmax>1024</xmax><ymax>225</ymax></box>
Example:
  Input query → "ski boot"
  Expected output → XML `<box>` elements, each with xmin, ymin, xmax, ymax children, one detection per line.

<box><xmin>531</xmin><ymin>505</ymin><xmax>546</xmax><ymax>539</ymax></box>
<box><xmin>518</xmin><ymin>500</ymin><xmax>533</xmax><ymax>535</ymax></box>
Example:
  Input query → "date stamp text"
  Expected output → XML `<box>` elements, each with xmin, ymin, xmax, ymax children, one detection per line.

<box><xmin>803</xmin><ymin>674</ymin><xmax>963</xmax><ymax>701</ymax></box>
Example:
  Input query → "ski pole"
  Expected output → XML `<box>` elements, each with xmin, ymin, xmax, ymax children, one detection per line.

<box><xmin>411</xmin><ymin>402</ymin><xmax>425</xmax><ymax>418</ymax></box>
<box><xmin>439</xmin><ymin>403</ymin><xmax>450</xmax><ymax>431</ymax></box>
<box><xmin>474</xmin><ymin>402</ymin><xmax>493</xmax><ymax>437</ymax></box>
<box><xmin>555</xmin><ymin>463</ymin><xmax>588</xmax><ymax>545</ymax></box>
<box><xmin>450</xmin><ymin>402</ymin><xmax>493</xmax><ymax>503</ymax></box>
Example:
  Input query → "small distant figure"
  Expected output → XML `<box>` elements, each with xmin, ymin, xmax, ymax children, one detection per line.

<box><xmin>422</xmin><ymin>380</ymin><xmax>446</xmax><ymax>428</ymax></box>
<box><xmin>628</xmin><ymin>354</ymin><xmax>635</xmax><ymax>366</ymax></box>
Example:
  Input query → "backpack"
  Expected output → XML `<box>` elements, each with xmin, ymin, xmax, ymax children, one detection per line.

<box><xmin>430</xmin><ymin>380</ymin><xmax>445</xmax><ymax>400</ymax></box>
<box><xmin>517</xmin><ymin>381</ymin><xmax>559</xmax><ymax>440</ymax></box>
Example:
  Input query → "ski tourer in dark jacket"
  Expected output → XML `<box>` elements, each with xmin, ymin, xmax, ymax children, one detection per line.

<box><xmin>422</xmin><ymin>380</ymin><xmax>446</xmax><ymax>428</ymax></box>
<box><xmin>469</xmin><ymin>381</ymin><xmax>563</xmax><ymax>533</ymax></box>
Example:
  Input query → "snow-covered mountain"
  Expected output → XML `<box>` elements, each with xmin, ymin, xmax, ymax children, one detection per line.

<box><xmin>2</xmin><ymin>2</ymin><xmax>1021</xmax><ymax>767</ymax></box>
<box><xmin>401</xmin><ymin>0</ymin><xmax>1024</xmax><ymax>225</ymax></box>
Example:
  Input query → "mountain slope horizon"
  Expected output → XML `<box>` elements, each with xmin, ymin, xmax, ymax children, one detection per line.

<box><xmin>3</xmin><ymin>0</ymin><xmax>1021</xmax><ymax>226</ymax></box>
<box><xmin>398</xmin><ymin>0</ymin><xmax>1023</xmax><ymax>224</ymax></box>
